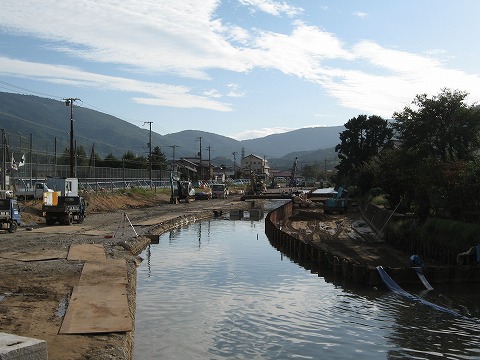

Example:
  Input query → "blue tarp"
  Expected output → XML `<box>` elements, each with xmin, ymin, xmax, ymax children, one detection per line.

<box><xmin>376</xmin><ymin>266</ymin><xmax>462</xmax><ymax>318</ymax></box>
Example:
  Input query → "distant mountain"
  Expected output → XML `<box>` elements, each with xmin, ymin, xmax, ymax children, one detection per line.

<box><xmin>0</xmin><ymin>92</ymin><xmax>159</xmax><ymax>158</ymax></box>
<box><xmin>0</xmin><ymin>92</ymin><xmax>343</xmax><ymax>168</ymax></box>
<box><xmin>162</xmin><ymin>130</ymin><xmax>242</xmax><ymax>160</ymax></box>
<box><xmin>241</xmin><ymin>126</ymin><xmax>344</xmax><ymax>158</ymax></box>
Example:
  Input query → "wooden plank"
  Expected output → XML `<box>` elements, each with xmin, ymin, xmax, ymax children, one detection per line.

<box><xmin>79</xmin><ymin>259</ymin><xmax>128</xmax><ymax>286</ymax></box>
<box><xmin>59</xmin><ymin>284</ymin><xmax>132</xmax><ymax>334</ymax></box>
<box><xmin>67</xmin><ymin>244</ymin><xmax>105</xmax><ymax>261</ymax></box>
<box><xmin>0</xmin><ymin>250</ymin><xmax>67</xmax><ymax>262</ymax></box>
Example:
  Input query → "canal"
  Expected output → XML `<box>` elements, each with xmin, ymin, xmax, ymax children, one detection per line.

<box><xmin>134</xmin><ymin>203</ymin><xmax>480</xmax><ymax>359</ymax></box>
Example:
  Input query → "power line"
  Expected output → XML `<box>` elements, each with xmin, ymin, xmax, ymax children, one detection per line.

<box><xmin>0</xmin><ymin>80</ymin><xmax>63</xmax><ymax>101</ymax></box>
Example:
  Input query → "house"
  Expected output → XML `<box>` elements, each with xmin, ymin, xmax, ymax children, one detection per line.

<box><xmin>240</xmin><ymin>154</ymin><xmax>270</xmax><ymax>177</ymax></box>
<box><xmin>178</xmin><ymin>157</ymin><xmax>213</xmax><ymax>180</ymax></box>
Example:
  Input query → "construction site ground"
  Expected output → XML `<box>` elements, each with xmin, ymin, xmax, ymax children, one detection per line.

<box><xmin>0</xmin><ymin>189</ymin><xmax>423</xmax><ymax>359</ymax></box>
<box><xmin>0</xmin><ymin>190</ymin><xmax>247</xmax><ymax>360</ymax></box>
<box><xmin>285</xmin><ymin>206</ymin><xmax>418</xmax><ymax>269</ymax></box>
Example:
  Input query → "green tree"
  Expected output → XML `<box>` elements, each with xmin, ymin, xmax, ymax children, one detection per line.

<box><xmin>122</xmin><ymin>150</ymin><xmax>146</xmax><ymax>169</ymax></box>
<box><xmin>151</xmin><ymin>146</ymin><xmax>167</xmax><ymax>170</ymax></box>
<box><xmin>335</xmin><ymin>114</ymin><xmax>393</xmax><ymax>187</ymax></box>
<box><xmin>102</xmin><ymin>153</ymin><xmax>121</xmax><ymax>168</ymax></box>
<box><xmin>76</xmin><ymin>145</ymin><xmax>88</xmax><ymax>166</ymax></box>
<box><xmin>393</xmin><ymin>88</ymin><xmax>480</xmax><ymax>162</ymax></box>
<box><xmin>379</xmin><ymin>89</ymin><xmax>480</xmax><ymax>220</ymax></box>
<box><xmin>57</xmin><ymin>145</ymin><xmax>88</xmax><ymax>166</ymax></box>
<box><xmin>57</xmin><ymin>148</ymin><xmax>70</xmax><ymax>166</ymax></box>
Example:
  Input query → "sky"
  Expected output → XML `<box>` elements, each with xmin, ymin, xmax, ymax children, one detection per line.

<box><xmin>0</xmin><ymin>0</ymin><xmax>479</xmax><ymax>140</ymax></box>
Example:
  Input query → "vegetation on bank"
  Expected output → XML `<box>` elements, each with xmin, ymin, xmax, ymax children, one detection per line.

<box><xmin>335</xmin><ymin>88</ymin><xmax>480</xmax><ymax>222</ymax></box>
<box><xmin>334</xmin><ymin>89</ymin><xmax>480</xmax><ymax>258</ymax></box>
<box><xmin>385</xmin><ymin>217</ymin><xmax>480</xmax><ymax>264</ymax></box>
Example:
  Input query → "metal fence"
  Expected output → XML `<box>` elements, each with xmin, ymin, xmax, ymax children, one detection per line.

<box><xmin>10</xmin><ymin>163</ymin><xmax>172</xmax><ymax>192</ymax></box>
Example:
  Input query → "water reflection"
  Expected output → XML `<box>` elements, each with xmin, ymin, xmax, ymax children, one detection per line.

<box><xmin>135</xmin><ymin>212</ymin><xmax>480</xmax><ymax>359</ymax></box>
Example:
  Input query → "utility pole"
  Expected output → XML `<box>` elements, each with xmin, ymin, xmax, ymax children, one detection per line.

<box><xmin>16</xmin><ymin>131</ymin><xmax>26</xmax><ymax>181</ymax></box>
<box><xmin>64</xmin><ymin>98</ymin><xmax>80</xmax><ymax>178</ymax></box>
<box><xmin>196</xmin><ymin>137</ymin><xmax>203</xmax><ymax>180</ymax></box>
<box><xmin>232</xmin><ymin>151</ymin><xmax>237</xmax><ymax>180</ymax></box>
<box><xmin>143</xmin><ymin>121</ymin><xmax>153</xmax><ymax>187</ymax></box>
<box><xmin>324</xmin><ymin>156</ymin><xmax>327</xmax><ymax>185</ymax></box>
<box><xmin>206</xmin><ymin>144</ymin><xmax>213</xmax><ymax>180</ymax></box>
<box><xmin>54</xmin><ymin>137</ymin><xmax>57</xmax><ymax>177</ymax></box>
<box><xmin>29</xmin><ymin>134</ymin><xmax>32</xmax><ymax>187</ymax></box>
<box><xmin>169</xmin><ymin>145</ymin><xmax>178</xmax><ymax>172</ymax></box>
<box><xmin>1</xmin><ymin>129</ymin><xmax>6</xmax><ymax>190</ymax></box>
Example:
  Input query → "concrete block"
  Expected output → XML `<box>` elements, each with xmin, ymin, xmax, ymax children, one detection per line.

<box><xmin>229</xmin><ymin>210</ymin><xmax>244</xmax><ymax>219</ymax></box>
<box><xmin>0</xmin><ymin>333</ymin><xmax>47</xmax><ymax>360</ymax></box>
<box><xmin>249</xmin><ymin>209</ymin><xmax>264</xmax><ymax>220</ymax></box>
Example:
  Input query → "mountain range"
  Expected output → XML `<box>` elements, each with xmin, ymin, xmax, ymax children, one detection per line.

<box><xmin>0</xmin><ymin>92</ymin><xmax>343</xmax><ymax>168</ymax></box>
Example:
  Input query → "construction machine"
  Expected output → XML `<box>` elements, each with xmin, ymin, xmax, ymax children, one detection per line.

<box><xmin>43</xmin><ymin>195</ymin><xmax>86</xmax><ymax>225</ymax></box>
<box><xmin>288</xmin><ymin>158</ymin><xmax>298</xmax><ymax>187</ymax></box>
<box><xmin>246</xmin><ymin>171</ymin><xmax>266</xmax><ymax>195</ymax></box>
<box><xmin>42</xmin><ymin>177</ymin><xmax>86</xmax><ymax>225</ymax></box>
<box><xmin>170</xmin><ymin>173</ymin><xmax>195</xmax><ymax>204</ymax></box>
<box><xmin>324</xmin><ymin>187</ymin><xmax>348</xmax><ymax>214</ymax></box>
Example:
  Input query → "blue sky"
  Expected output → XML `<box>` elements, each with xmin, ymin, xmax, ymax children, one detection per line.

<box><xmin>0</xmin><ymin>0</ymin><xmax>479</xmax><ymax>140</ymax></box>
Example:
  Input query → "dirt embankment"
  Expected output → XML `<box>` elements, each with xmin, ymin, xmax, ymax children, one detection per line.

<box><xmin>20</xmin><ymin>190</ymin><xmax>172</xmax><ymax>225</ymax></box>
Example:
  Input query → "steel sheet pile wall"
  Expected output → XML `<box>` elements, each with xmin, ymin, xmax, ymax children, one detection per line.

<box><xmin>265</xmin><ymin>201</ymin><xmax>378</xmax><ymax>286</ymax></box>
<box><xmin>266</xmin><ymin>202</ymin><xmax>480</xmax><ymax>285</ymax></box>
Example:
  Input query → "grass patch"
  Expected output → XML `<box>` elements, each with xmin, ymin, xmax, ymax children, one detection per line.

<box><xmin>419</xmin><ymin>218</ymin><xmax>480</xmax><ymax>251</ymax></box>
<box><xmin>386</xmin><ymin>216</ymin><xmax>480</xmax><ymax>253</ymax></box>
<box><xmin>371</xmin><ymin>195</ymin><xmax>389</xmax><ymax>207</ymax></box>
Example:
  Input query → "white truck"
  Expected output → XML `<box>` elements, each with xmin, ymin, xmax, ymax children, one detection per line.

<box><xmin>211</xmin><ymin>184</ymin><xmax>228</xmax><ymax>199</ymax></box>
<box><xmin>15</xmin><ymin>182</ymin><xmax>52</xmax><ymax>200</ymax></box>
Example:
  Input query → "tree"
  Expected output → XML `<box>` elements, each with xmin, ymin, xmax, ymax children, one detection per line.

<box><xmin>393</xmin><ymin>88</ymin><xmax>480</xmax><ymax>162</ymax></box>
<box><xmin>302</xmin><ymin>164</ymin><xmax>320</xmax><ymax>180</ymax></box>
<box><xmin>102</xmin><ymin>153</ymin><xmax>121</xmax><ymax>168</ymax></box>
<box><xmin>335</xmin><ymin>114</ymin><xmax>393</xmax><ymax>187</ymax></box>
<box><xmin>57</xmin><ymin>148</ymin><xmax>70</xmax><ymax>166</ymax></box>
<box><xmin>389</xmin><ymin>89</ymin><xmax>480</xmax><ymax>219</ymax></box>
<box><xmin>150</xmin><ymin>146</ymin><xmax>167</xmax><ymax>170</ymax></box>
<box><xmin>76</xmin><ymin>145</ymin><xmax>88</xmax><ymax>166</ymax></box>
<box><xmin>56</xmin><ymin>145</ymin><xmax>88</xmax><ymax>166</ymax></box>
<box><xmin>122</xmin><ymin>150</ymin><xmax>146</xmax><ymax>169</ymax></box>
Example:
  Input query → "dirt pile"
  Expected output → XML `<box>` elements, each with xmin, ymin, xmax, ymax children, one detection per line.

<box><xmin>19</xmin><ymin>190</ymin><xmax>172</xmax><ymax>225</ymax></box>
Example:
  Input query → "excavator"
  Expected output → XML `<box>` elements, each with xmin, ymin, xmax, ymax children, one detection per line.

<box><xmin>246</xmin><ymin>171</ymin><xmax>266</xmax><ymax>195</ymax></box>
<box><xmin>324</xmin><ymin>187</ymin><xmax>348</xmax><ymax>214</ymax></box>
<box><xmin>169</xmin><ymin>173</ymin><xmax>195</xmax><ymax>204</ymax></box>
<box><xmin>288</xmin><ymin>157</ymin><xmax>298</xmax><ymax>187</ymax></box>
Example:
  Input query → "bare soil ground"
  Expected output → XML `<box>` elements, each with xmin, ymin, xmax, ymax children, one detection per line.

<box><xmin>0</xmin><ymin>190</ymin><xmax>244</xmax><ymax>360</ymax></box>
<box><xmin>284</xmin><ymin>206</ymin><xmax>415</xmax><ymax>268</ymax></box>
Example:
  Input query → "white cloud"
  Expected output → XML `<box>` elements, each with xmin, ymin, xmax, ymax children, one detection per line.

<box><xmin>230</xmin><ymin>127</ymin><xmax>295</xmax><ymax>140</ymax></box>
<box><xmin>353</xmin><ymin>11</ymin><xmax>368</xmax><ymax>18</ymax></box>
<box><xmin>319</xmin><ymin>41</ymin><xmax>480</xmax><ymax>116</ymax></box>
<box><xmin>0</xmin><ymin>56</ymin><xmax>232</xmax><ymax>111</ymax></box>
<box><xmin>226</xmin><ymin>83</ymin><xmax>245</xmax><ymax>97</ymax></box>
<box><xmin>203</xmin><ymin>89</ymin><xmax>223</xmax><ymax>98</ymax></box>
<box><xmin>0</xmin><ymin>0</ymin><xmax>250</xmax><ymax>78</ymax></box>
<box><xmin>0</xmin><ymin>0</ymin><xmax>479</xmax><ymax>120</ymax></box>
<box><xmin>238</xmin><ymin>0</ymin><xmax>303</xmax><ymax>17</ymax></box>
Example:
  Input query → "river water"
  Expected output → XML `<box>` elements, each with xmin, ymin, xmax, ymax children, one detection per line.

<box><xmin>134</xmin><ymin>204</ymin><xmax>480</xmax><ymax>359</ymax></box>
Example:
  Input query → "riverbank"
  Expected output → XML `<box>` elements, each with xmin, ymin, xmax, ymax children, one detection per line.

<box><xmin>0</xmin><ymin>191</ymin><xmax>246</xmax><ymax>359</ymax></box>
<box><xmin>266</xmin><ymin>199</ymin><xmax>480</xmax><ymax>287</ymax></box>
<box><xmin>3</xmin><ymin>191</ymin><xmax>475</xmax><ymax>359</ymax></box>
